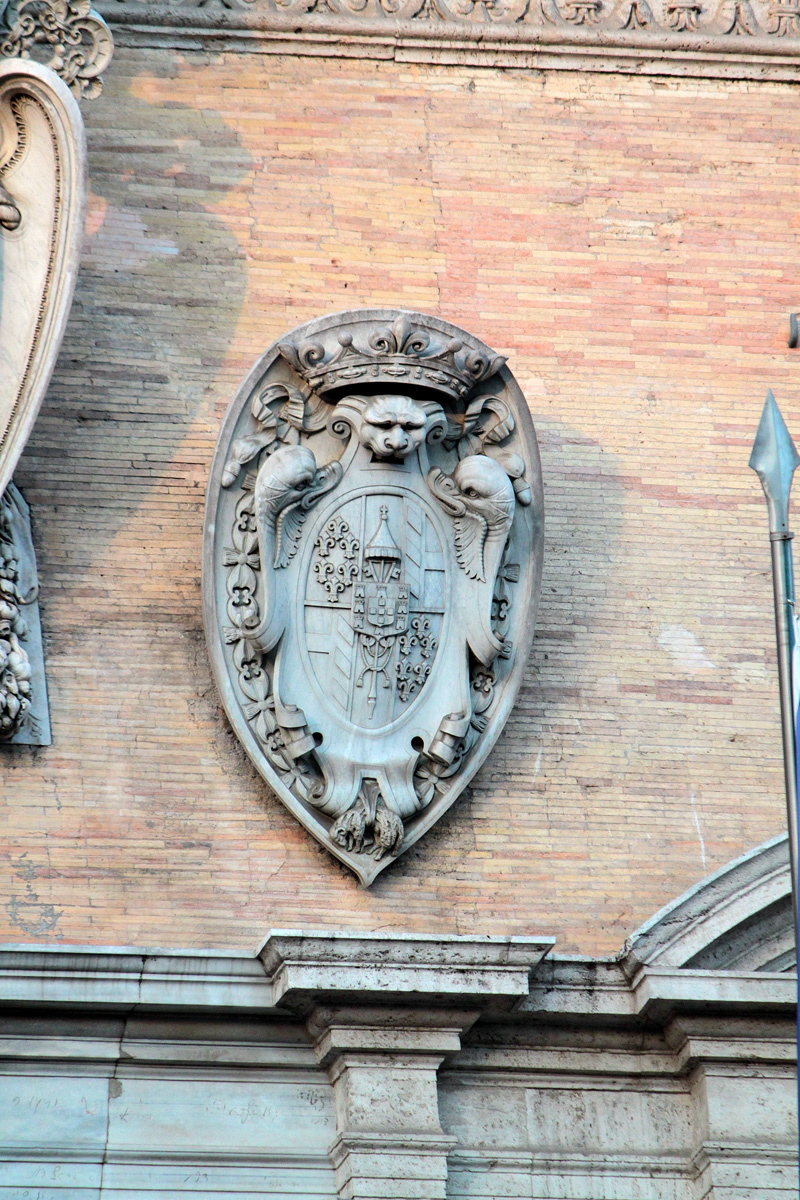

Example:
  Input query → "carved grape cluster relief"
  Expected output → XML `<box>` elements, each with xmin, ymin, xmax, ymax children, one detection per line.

<box><xmin>0</xmin><ymin>485</ymin><xmax>49</xmax><ymax>745</ymax></box>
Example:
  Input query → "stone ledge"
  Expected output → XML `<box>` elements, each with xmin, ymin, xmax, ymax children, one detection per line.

<box><xmin>0</xmin><ymin>931</ymin><xmax>554</xmax><ymax>1013</ymax></box>
<box><xmin>0</xmin><ymin>946</ymin><xmax>273</xmax><ymax>1012</ymax></box>
<box><xmin>0</xmin><ymin>939</ymin><xmax>792</xmax><ymax>1024</ymax></box>
<box><xmin>259</xmin><ymin>930</ymin><xmax>554</xmax><ymax>1010</ymax></box>
<box><xmin>97</xmin><ymin>0</ymin><xmax>800</xmax><ymax>80</ymax></box>
<box><xmin>631</xmin><ymin>964</ymin><xmax>797</xmax><ymax>1021</ymax></box>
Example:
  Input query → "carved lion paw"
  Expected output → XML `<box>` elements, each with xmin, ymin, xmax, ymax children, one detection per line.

<box><xmin>371</xmin><ymin>799</ymin><xmax>404</xmax><ymax>860</ymax></box>
<box><xmin>330</xmin><ymin>798</ymin><xmax>368</xmax><ymax>854</ymax></box>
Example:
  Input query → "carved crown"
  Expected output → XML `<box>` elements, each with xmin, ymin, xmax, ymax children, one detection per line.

<box><xmin>277</xmin><ymin>314</ymin><xmax>506</xmax><ymax>403</ymax></box>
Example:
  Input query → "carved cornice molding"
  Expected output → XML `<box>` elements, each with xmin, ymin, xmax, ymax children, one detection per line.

<box><xmin>0</xmin><ymin>1</ymin><xmax>113</xmax><ymax>99</ymax></box>
<box><xmin>98</xmin><ymin>0</ymin><xmax>800</xmax><ymax>79</ymax></box>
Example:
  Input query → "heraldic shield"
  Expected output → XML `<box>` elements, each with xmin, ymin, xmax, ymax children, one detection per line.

<box><xmin>204</xmin><ymin>310</ymin><xmax>543</xmax><ymax>884</ymax></box>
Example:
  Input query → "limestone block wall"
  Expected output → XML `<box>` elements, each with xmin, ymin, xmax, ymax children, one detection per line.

<box><xmin>1</xmin><ymin>1012</ymin><xmax>338</xmax><ymax>1198</ymax></box>
<box><xmin>1</xmin><ymin>48</ymin><xmax>798</xmax><ymax>951</ymax></box>
<box><xmin>0</xmin><ymin>942</ymin><xmax>794</xmax><ymax>1200</ymax></box>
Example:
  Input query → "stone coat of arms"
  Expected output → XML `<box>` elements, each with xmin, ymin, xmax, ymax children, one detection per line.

<box><xmin>204</xmin><ymin>310</ymin><xmax>543</xmax><ymax>883</ymax></box>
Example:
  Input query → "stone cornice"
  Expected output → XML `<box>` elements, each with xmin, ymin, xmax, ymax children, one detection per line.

<box><xmin>0</xmin><ymin>932</ymin><xmax>555</xmax><ymax>1014</ymax></box>
<box><xmin>258</xmin><ymin>930</ymin><xmax>554</xmax><ymax>1010</ymax></box>
<box><xmin>0</xmin><ymin>935</ymin><xmax>794</xmax><ymax>1022</ymax></box>
<box><xmin>98</xmin><ymin>0</ymin><xmax>800</xmax><ymax>80</ymax></box>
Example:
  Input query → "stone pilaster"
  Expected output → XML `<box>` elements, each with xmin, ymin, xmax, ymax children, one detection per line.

<box><xmin>309</xmin><ymin>1006</ymin><xmax>477</xmax><ymax>1200</ymax></box>
<box><xmin>258</xmin><ymin>932</ymin><xmax>553</xmax><ymax>1198</ymax></box>
<box><xmin>666</xmin><ymin>1014</ymin><xmax>798</xmax><ymax>1198</ymax></box>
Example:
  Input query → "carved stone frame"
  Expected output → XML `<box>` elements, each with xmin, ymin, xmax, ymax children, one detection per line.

<box><xmin>0</xmin><ymin>57</ymin><xmax>87</xmax><ymax>496</ymax></box>
<box><xmin>0</xmin><ymin>59</ymin><xmax>87</xmax><ymax>745</ymax></box>
<box><xmin>203</xmin><ymin>308</ymin><xmax>544</xmax><ymax>883</ymax></box>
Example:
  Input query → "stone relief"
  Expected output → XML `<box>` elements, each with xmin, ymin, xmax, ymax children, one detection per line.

<box><xmin>98</xmin><ymin>0</ymin><xmax>800</xmax><ymax>49</ymax></box>
<box><xmin>204</xmin><ymin>309</ymin><xmax>543</xmax><ymax>883</ymax></box>
<box><xmin>0</xmin><ymin>59</ymin><xmax>89</xmax><ymax>746</ymax></box>
<box><xmin>0</xmin><ymin>483</ymin><xmax>50</xmax><ymax>744</ymax></box>
<box><xmin>0</xmin><ymin>1</ymin><xmax>113</xmax><ymax>99</ymax></box>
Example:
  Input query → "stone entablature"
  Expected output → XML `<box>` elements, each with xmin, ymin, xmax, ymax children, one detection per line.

<box><xmin>99</xmin><ymin>0</ymin><xmax>800</xmax><ymax>80</ymax></box>
<box><xmin>0</xmin><ymin>930</ymin><xmax>795</xmax><ymax>1199</ymax></box>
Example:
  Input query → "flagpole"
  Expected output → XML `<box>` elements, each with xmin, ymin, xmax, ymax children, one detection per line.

<box><xmin>769</xmin><ymin>527</ymin><xmax>800</xmax><ymax>950</ymax></box>
<box><xmin>749</xmin><ymin>390</ymin><xmax>800</xmax><ymax>947</ymax></box>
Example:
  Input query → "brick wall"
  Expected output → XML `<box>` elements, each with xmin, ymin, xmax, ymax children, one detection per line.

<box><xmin>1</xmin><ymin>49</ymin><xmax>796</xmax><ymax>953</ymax></box>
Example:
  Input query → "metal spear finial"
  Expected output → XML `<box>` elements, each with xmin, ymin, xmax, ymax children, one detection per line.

<box><xmin>749</xmin><ymin>389</ymin><xmax>800</xmax><ymax>533</ymax></box>
<box><xmin>749</xmin><ymin>389</ymin><xmax>800</xmax><ymax>950</ymax></box>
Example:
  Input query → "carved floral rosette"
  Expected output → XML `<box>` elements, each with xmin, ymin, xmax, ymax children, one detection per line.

<box><xmin>204</xmin><ymin>309</ymin><xmax>543</xmax><ymax>884</ymax></box>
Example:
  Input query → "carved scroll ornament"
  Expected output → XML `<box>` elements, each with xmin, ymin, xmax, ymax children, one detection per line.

<box><xmin>204</xmin><ymin>310</ymin><xmax>543</xmax><ymax>883</ymax></box>
<box><xmin>97</xmin><ymin>0</ymin><xmax>800</xmax><ymax>81</ymax></box>
<box><xmin>95</xmin><ymin>0</ymin><xmax>799</xmax><ymax>35</ymax></box>
<box><xmin>0</xmin><ymin>2</ymin><xmax>113</xmax><ymax>100</ymax></box>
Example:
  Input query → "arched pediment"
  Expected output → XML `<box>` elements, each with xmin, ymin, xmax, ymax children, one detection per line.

<box><xmin>625</xmin><ymin>834</ymin><xmax>794</xmax><ymax>973</ymax></box>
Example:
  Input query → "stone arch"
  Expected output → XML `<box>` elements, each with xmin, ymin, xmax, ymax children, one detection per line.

<box><xmin>625</xmin><ymin>834</ymin><xmax>794</xmax><ymax>972</ymax></box>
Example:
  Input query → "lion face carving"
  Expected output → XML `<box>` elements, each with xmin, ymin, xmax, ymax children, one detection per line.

<box><xmin>360</xmin><ymin>395</ymin><xmax>428</xmax><ymax>460</ymax></box>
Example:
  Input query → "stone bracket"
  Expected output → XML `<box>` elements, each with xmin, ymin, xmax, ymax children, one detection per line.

<box><xmin>258</xmin><ymin>929</ymin><xmax>554</xmax><ymax>1012</ymax></box>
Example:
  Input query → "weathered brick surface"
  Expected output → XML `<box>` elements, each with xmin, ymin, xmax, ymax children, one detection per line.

<box><xmin>1</xmin><ymin>51</ymin><xmax>796</xmax><ymax>952</ymax></box>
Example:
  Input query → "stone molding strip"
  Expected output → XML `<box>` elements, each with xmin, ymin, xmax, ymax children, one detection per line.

<box><xmin>98</xmin><ymin>0</ymin><xmax>800</xmax><ymax>81</ymax></box>
<box><xmin>0</xmin><ymin>932</ymin><xmax>794</xmax><ymax>1017</ymax></box>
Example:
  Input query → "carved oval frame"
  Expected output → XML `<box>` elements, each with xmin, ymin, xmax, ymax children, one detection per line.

<box><xmin>0</xmin><ymin>58</ymin><xmax>87</xmax><ymax>494</ymax></box>
<box><xmin>204</xmin><ymin>309</ymin><xmax>544</xmax><ymax>884</ymax></box>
